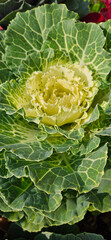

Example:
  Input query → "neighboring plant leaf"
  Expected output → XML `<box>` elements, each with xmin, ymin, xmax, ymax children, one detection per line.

<box><xmin>42</xmin><ymin>232</ymin><xmax>105</xmax><ymax>240</ymax></box>
<box><xmin>58</xmin><ymin>0</ymin><xmax>89</xmax><ymax>18</ymax></box>
<box><xmin>0</xmin><ymin>0</ymin><xmax>32</xmax><ymax>28</ymax></box>
<box><xmin>89</xmin><ymin>0</ymin><xmax>105</xmax><ymax>12</ymax></box>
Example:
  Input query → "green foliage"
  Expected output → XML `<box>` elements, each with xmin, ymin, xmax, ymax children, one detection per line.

<box><xmin>58</xmin><ymin>0</ymin><xmax>89</xmax><ymax>17</ymax></box>
<box><xmin>0</xmin><ymin>0</ymin><xmax>89</xmax><ymax>28</ymax></box>
<box><xmin>0</xmin><ymin>0</ymin><xmax>32</xmax><ymax>28</ymax></box>
<box><xmin>0</xmin><ymin>3</ymin><xmax>111</xmax><ymax>233</ymax></box>
<box><xmin>7</xmin><ymin>223</ymin><xmax>105</xmax><ymax>240</ymax></box>
<box><xmin>88</xmin><ymin>0</ymin><xmax>105</xmax><ymax>12</ymax></box>
<box><xmin>43</xmin><ymin>232</ymin><xmax>105</xmax><ymax>239</ymax></box>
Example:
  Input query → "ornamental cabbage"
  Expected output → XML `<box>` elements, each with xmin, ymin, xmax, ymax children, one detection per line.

<box><xmin>2</xmin><ymin>61</ymin><xmax>98</xmax><ymax>127</ymax></box>
<box><xmin>0</xmin><ymin>3</ymin><xmax>111</xmax><ymax>233</ymax></box>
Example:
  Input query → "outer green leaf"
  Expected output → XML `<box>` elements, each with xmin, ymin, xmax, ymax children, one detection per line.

<box><xmin>34</xmin><ymin>144</ymin><xmax>107</xmax><ymax>193</ymax></box>
<box><xmin>43</xmin><ymin>191</ymin><xmax>89</xmax><ymax>225</ymax></box>
<box><xmin>46</xmin><ymin>232</ymin><xmax>104</xmax><ymax>240</ymax></box>
<box><xmin>43</xmin><ymin>21</ymin><xmax>110</xmax><ymax>84</ymax></box>
<box><xmin>0</xmin><ymin>177</ymin><xmax>90</xmax><ymax>232</ymax></box>
<box><xmin>5</xmin><ymin>144</ymin><xmax>108</xmax><ymax>194</ymax></box>
<box><xmin>87</xmin><ymin>190</ymin><xmax>111</xmax><ymax>213</ymax></box>
<box><xmin>0</xmin><ymin>176</ymin><xmax>62</xmax><ymax>212</ymax></box>
<box><xmin>0</xmin><ymin>111</ymin><xmax>52</xmax><ymax>161</ymax></box>
<box><xmin>18</xmin><ymin>191</ymin><xmax>89</xmax><ymax>232</ymax></box>
<box><xmin>5</xmin><ymin>4</ymin><xmax>78</xmax><ymax>69</ymax></box>
<box><xmin>0</xmin><ymin>210</ymin><xmax>24</xmax><ymax>222</ymax></box>
<box><xmin>80</xmin><ymin>136</ymin><xmax>100</xmax><ymax>155</ymax></box>
<box><xmin>0</xmin><ymin>31</ymin><xmax>11</xmax><ymax>83</ymax></box>
<box><xmin>0</xmin><ymin>31</ymin><xmax>5</xmax><ymax>58</ymax></box>
<box><xmin>0</xmin><ymin>197</ymin><xmax>14</xmax><ymax>212</ymax></box>
<box><xmin>0</xmin><ymin>150</ymin><xmax>12</xmax><ymax>178</ymax></box>
<box><xmin>20</xmin><ymin>207</ymin><xmax>53</xmax><ymax>232</ymax></box>
<box><xmin>83</xmin><ymin>105</ymin><xmax>100</xmax><ymax>126</ymax></box>
<box><xmin>100</xmin><ymin>20</ymin><xmax>111</xmax><ymax>53</ymax></box>
<box><xmin>0</xmin><ymin>79</ymin><xmax>23</xmax><ymax>113</ymax></box>
<box><xmin>97</xmin><ymin>125</ymin><xmax>111</xmax><ymax>136</ymax></box>
<box><xmin>47</xmin><ymin>135</ymin><xmax>79</xmax><ymax>153</ymax></box>
<box><xmin>97</xmin><ymin>169</ymin><xmax>111</xmax><ymax>196</ymax></box>
<box><xmin>57</xmin><ymin>127</ymin><xmax>84</xmax><ymax>141</ymax></box>
<box><xmin>58</xmin><ymin>0</ymin><xmax>89</xmax><ymax>18</ymax></box>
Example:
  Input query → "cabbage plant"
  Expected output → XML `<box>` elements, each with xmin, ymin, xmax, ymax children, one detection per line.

<box><xmin>0</xmin><ymin>3</ymin><xmax>111</xmax><ymax>232</ymax></box>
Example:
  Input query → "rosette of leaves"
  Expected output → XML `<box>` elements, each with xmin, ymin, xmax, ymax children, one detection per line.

<box><xmin>0</xmin><ymin>3</ymin><xmax>111</xmax><ymax>232</ymax></box>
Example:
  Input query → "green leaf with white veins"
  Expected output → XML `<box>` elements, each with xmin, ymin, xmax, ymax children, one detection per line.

<box><xmin>16</xmin><ymin>191</ymin><xmax>89</xmax><ymax>232</ymax></box>
<box><xmin>42</xmin><ymin>21</ymin><xmax>110</xmax><ymax>84</ymax></box>
<box><xmin>97</xmin><ymin>125</ymin><xmax>111</xmax><ymax>136</ymax></box>
<box><xmin>97</xmin><ymin>169</ymin><xmax>111</xmax><ymax>196</ymax></box>
<box><xmin>0</xmin><ymin>176</ymin><xmax>62</xmax><ymax>212</ymax></box>
<box><xmin>43</xmin><ymin>191</ymin><xmax>89</xmax><ymax>225</ymax></box>
<box><xmin>0</xmin><ymin>150</ymin><xmax>12</xmax><ymax>178</ymax></box>
<box><xmin>0</xmin><ymin>111</ymin><xmax>52</xmax><ymax>160</ymax></box>
<box><xmin>100</xmin><ymin>20</ymin><xmax>111</xmax><ymax>53</ymax></box>
<box><xmin>0</xmin><ymin>210</ymin><xmax>24</xmax><ymax>222</ymax></box>
<box><xmin>5</xmin><ymin>144</ymin><xmax>108</xmax><ymax>194</ymax></box>
<box><xmin>5</xmin><ymin>4</ymin><xmax>78</xmax><ymax>71</ymax></box>
<box><xmin>0</xmin><ymin>31</ymin><xmax>11</xmax><ymax>83</ymax></box>
<box><xmin>87</xmin><ymin>190</ymin><xmax>111</xmax><ymax>213</ymax></box>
